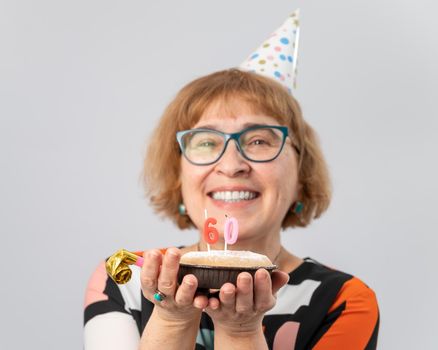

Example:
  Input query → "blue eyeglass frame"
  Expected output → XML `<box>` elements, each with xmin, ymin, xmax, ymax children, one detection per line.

<box><xmin>176</xmin><ymin>125</ymin><xmax>290</xmax><ymax>166</ymax></box>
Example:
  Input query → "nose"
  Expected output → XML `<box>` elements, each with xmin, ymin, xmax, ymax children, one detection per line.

<box><xmin>213</xmin><ymin>139</ymin><xmax>251</xmax><ymax>177</ymax></box>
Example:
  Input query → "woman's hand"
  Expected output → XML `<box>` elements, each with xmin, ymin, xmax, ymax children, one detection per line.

<box><xmin>140</xmin><ymin>247</ymin><xmax>209</xmax><ymax>349</ymax></box>
<box><xmin>205</xmin><ymin>269</ymin><xmax>289</xmax><ymax>336</ymax></box>
<box><xmin>140</xmin><ymin>247</ymin><xmax>208</xmax><ymax>323</ymax></box>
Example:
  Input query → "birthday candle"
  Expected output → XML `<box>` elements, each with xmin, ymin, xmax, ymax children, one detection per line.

<box><xmin>203</xmin><ymin>209</ymin><xmax>219</xmax><ymax>250</ymax></box>
<box><xmin>224</xmin><ymin>216</ymin><xmax>239</xmax><ymax>251</ymax></box>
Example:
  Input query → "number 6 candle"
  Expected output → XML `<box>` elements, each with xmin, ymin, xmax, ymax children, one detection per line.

<box><xmin>203</xmin><ymin>209</ymin><xmax>219</xmax><ymax>251</ymax></box>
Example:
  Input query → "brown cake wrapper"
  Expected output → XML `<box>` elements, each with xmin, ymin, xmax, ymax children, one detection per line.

<box><xmin>106</xmin><ymin>249</ymin><xmax>277</xmax><ymax>290</ymax></box>
<box><xmin>177</xmin><ymin>264</ymin><xmax>277</xmax><ymax>290</ymax></box>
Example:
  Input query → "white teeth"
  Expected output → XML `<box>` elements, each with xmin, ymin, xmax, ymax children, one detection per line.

<box><xmin>211</xmin><ymin>191</ymin><xmax>257</xmax><ymax>202</ymax></box>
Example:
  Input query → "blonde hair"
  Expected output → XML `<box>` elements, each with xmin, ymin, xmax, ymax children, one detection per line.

<box><xmin>142</xmin><ymin>69</ymin><xmax>331</xmax><ymax>229</ymax></box>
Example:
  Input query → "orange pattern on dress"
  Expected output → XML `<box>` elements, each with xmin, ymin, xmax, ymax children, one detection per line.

<box><xmin>313</xmin><ymin>277</ymin><xmax>379</xmax><ymax>349</ymax></box>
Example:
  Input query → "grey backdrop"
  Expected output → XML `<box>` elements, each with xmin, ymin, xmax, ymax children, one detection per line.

<box><xmin>1</xmin><ymin>0</ymin><xmax>437</xmax><ymax>349</ymax></box>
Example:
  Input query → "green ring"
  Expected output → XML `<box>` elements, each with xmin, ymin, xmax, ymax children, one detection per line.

<box><xmin>154</xmin><ymin>292</ymin><xmax>164</xmax><ymax>302</ymax></box>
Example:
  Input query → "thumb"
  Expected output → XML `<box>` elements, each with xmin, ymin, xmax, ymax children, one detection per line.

<box><xmin>271</xmin><ymin>270</ymin><xmax>290</xmax><ymax>294</ymax></box>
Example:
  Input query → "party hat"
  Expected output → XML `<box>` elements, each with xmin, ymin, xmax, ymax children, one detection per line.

<box><xmin>239</xmin><ymin>9</ymin><xmax>300</xmax><ymax>93</ymax></box>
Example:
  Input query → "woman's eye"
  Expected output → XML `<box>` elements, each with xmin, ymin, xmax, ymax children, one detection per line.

<box><xmin>197</xmin><ymin>140</ymin><xmax>216</xmax><ymax>148</ymax></box>
<box><xmin>248</xmin><ymin>138</ymin><xmax>269</xmax><ymax>146</ymax></box>
<box><xmin>253</xmin><ymin>139</ymin><xmax>266</xmax><ymax>145</ymax></box>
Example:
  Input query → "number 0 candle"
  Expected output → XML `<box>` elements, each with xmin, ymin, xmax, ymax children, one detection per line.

<box><xmin>224</xmin><ymin>216</ymin><xmax>239</xmax><ymax>250</ymax></box>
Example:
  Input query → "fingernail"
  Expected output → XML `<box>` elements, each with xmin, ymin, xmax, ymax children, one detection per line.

<box><xmin>148</xmin><ymin>251</ymin><xmax>160</xmax><ymax>259</ymax></box>
<box><xmin>167</xmin><ymin>250</ymin><xmax>179</xmax><ymax>259</ymax></box>
<box><xmin>194</xmin><ymin>300</ymin><xmax>203</xmax><ymax>309</ymax></box>
<box><xmin>256</xmin><ymin>269</ymin><xmax>268</xmax><ymax>280</ymax></box>
<box><xmin>184</xmin><ymin>279</ymin><xmax>194</xmax><ymax>287</ymax></box>
<box><xmin>239</xmin><ymin>275</ymin><xmax>251</xmax><ymax>283</ymax></box>
<box><xmin>261</xmin><ymin>271</ymin><xmax>269</xmax><ymax>280</ymax></box>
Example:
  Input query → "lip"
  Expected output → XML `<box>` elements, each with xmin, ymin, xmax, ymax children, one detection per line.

<box><xmin>207</xmin><ymin>186</ymin><xmax>260</xmax><ymax>209</ymax></box>
<box><xmin>207</xmin><ymin>186</ymin><xmax>260</xmax><ymax>194</ymax></box>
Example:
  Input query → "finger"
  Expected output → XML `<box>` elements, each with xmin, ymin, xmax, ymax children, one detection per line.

<box><xmin>174</xmin><ymin>274</ymin><xmax>198</xmax><ymax>307</ymax></box>
<box><xmin>235</xmin><ymin>272</ymin><xmax>254</xmax><ymax>314</ymax></box>
<box><xmin>271</xmin><ymin>270</ymin><xmax>290</xmax><ymax>294</ymax></box>
<box><xmin>207</xmin><ymin>297</ymin><xmax>220</xmax><ymax>311</ymax></box>
<box><xmin>140</xmin><ymin>250</ymin><xmax>163</xmax><ymax>297</ymax></box>
<box><xmin>157</xmin><ymin>247</ymin><xmax>181</xmax><ymax>298</ymax></box>
<box><xmin>254</xmin><ymin>269</ymin><xmax>274</xmax><ymax>311</ymax></box>
<box><xmin>193</xmin><ymin>294</ymin><xmax>209</xmax><ymax>309</ymax></box>
<box><xmin>219</xmin><ymin>283</ymin><xmax>236</xmax><ymax>310</ymax></box>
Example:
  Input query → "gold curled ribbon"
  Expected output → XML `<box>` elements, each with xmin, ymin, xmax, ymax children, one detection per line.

<box><xmin>105</xmin><ymin>249</ymin><xmax>140</xmax><ymax>284</ymax></box>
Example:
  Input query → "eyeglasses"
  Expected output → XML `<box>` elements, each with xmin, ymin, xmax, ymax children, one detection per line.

<box><xmin>176</xmin><ymin>125</ymin><xmax>289</xmax><ymax>165</ymax></box>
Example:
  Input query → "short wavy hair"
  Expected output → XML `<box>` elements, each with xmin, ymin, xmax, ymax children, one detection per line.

<box><xmin>142</xmin><ymin>69</ymin><xmax>331</xmax><ymax>229</ymax></box>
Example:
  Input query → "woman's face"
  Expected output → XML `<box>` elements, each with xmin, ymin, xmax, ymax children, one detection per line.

<box><xmin>180</xmin><ymin>99</ymin><xmax>299</xmax><ymax>245</ymax></box>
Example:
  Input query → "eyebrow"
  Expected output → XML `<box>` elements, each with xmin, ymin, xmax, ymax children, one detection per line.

<box><xmin>194</xmin><ymin>122</ymin><xmax>276</xmax><ymax>130</ymax></box>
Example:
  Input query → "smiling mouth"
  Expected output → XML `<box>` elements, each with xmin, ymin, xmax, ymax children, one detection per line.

<box><xmin>208</xmin><ymin>190</ymin><xmax>260</xmax><ymax>203</ymax></box>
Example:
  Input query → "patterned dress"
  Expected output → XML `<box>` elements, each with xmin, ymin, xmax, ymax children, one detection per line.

<box><xmin>84</xmin><ymin>253</ymin><xmax>379</xmax><ymax>350</ymax></box>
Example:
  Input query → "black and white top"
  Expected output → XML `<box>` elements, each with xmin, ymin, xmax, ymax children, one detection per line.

<box><xmin>84</xmin><ymin>254</ymin><xmax>379</xmax><ymax>350</ymax></box>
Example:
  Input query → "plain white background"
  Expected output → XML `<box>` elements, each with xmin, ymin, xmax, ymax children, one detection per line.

<box><xmin>1</xmin><ymin>1</ymin><xmax>437</xmax><ymax>349</ymax></box>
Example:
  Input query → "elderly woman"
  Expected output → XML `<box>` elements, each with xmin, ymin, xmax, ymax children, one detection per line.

<box><xmin>84</xmin><ymin>69</ymin><xmax>379</xmax><ymax>350</ymax></box>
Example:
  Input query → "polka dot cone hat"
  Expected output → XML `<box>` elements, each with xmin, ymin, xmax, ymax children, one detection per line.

<box><xmin>239</xmin><ymin>9</ymin><xmax>300</xmax><ymax>94</ymax></box>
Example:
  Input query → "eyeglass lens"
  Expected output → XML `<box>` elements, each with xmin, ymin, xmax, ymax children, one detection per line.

<box><xmin>182</xmin><ymin>127</ymin><xmax>284</xmax><ymax>164</ymax></box>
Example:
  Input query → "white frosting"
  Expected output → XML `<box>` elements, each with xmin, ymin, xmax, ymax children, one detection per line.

<box><xmin>180</xmin><ymin>250</ymin><xmax>272</xmax><ymax>267</ymax></box>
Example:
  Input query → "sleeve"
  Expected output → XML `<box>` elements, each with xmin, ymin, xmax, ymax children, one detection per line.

<box><xmin>83</xmin><ymin>261</ymin><xmax>141</xmax><ymax>350</ymax></box>
<box><xmin>310</xmin><ymin>277</ymin><xmax>380</xmax><ymax>350</ymax></box>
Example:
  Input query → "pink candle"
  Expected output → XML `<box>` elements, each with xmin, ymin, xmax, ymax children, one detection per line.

<box><xmin>224</xmin><ymin>217</ymin><xmax>239</xmax><ymax>245</ymax></box>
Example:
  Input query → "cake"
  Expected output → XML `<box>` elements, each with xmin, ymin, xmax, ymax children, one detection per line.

<box><xmin>177</xmin><ymin>250</ymin><xmax>277</xmax><ymax>290</ymax></box>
